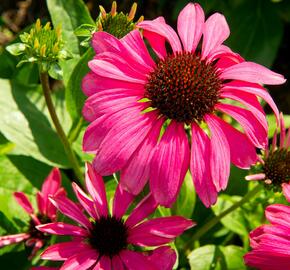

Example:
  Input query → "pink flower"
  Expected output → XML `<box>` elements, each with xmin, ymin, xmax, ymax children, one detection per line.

<box><xmin>244</xmin><ymin>203</ymin><xmax>290</xmax><ymax>269</ymax></box>
<box><xmin>246</xmin><ymin>113</ymin><xmax>290</xmax><ymax>200</ymax></box>
<box><xmin>37</xmin><ymin>163</ymin><xmax>193</xmax><ymax>270</ymax></box>
<box><xmin>82</xmin><ymin>2</ymin><xmax>285</xmax><ymax>207</ymax></box>
<box><xmin>0</xmin><ymin>168</ymin><xmax>65</xmax><ymax>259</ymax></box>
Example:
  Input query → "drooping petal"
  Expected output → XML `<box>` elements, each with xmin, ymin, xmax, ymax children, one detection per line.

<box><xmin>36</xmin><ymin>222</ymin><xmax>88</xmax><ymax>237</ymax></box>
<box><xmin>148</xmin><ymin>247</ymin><xmax>177</xmax><ymax>270</ymax></box>
<box><xmin>120</xmin><ymin>250</ymin><xmax>157</xmax><ymax>270</ymax></box>
<box><xmin>245</xmin><ymin>173</ymin><xmax>266</xmax><ymax>181</ymax></box>
<box><xmin>177</xmin><ymin>3</ymin><xmax>204</xmax><ymax>52</ymax></box>
<box><xmin>209</xmin><ymin>115</ymin><xmax>258</xmax><ymax>168</ymax></box>
<box><xmin>220</xmin><ymin>62</ymin><xmax>286</xmax><ymax>85</ymax></box>
<box><xmin>205</xmin><ymin>114</ymin><xmax>231</xmax><ymax>191</ymax></box>
<box><xmin>85</xmin><ymin>163</ymin><xmax>108</xmax><ymax>217</ymax></box>
<box><xmin>36</xmin><ymin>192</ymin><xmax>45</xmax><ymax>217</ymax></box>
<box><xmin>142</xmin><ymin>28</ymin><xmax>167</xmax><ymax>59</ymax></box>
<box><xmin>265</xmin><ymin>204</ymin><xmax>290</xmax><ymax>227</ymax></box>
<box><xmin>49</xmin><ymin>196</ymin><xmax>91</xmax><ymax>229</ymax></box>
<box><xmin>60</xmin><ymin>249</ymin><xmax>98</xmax><ymax>270</ymax></box>
<box><xmin>0</xmin><ymin>233</ymin><xmax>29</xmax><ymax>247</ymax></box>
<box><xmin>216</xmin><ymin>103</ymin><xmax>267</xmax><ymax>149</ymax></box>
<box><xmin>28</xmin><ymin>239</ymin><xmax>44</xmax><ymax>260</ymax></box>
<box><xmin>125</xmin><ymin>194</ymin><xmax>158</xmax><ymax>228</ymax></box>
<box><xmin>72</xmin><ymin>183</ymin><xmax>98</xmax><ymax>220</ymax></box>
<box><xmin>128</xmin><ymin>216</ymin><xmax>194</xmax><ymax>246</ymax></box>
<box><xmin>202</xmin><ymin>13</ymin><xmax>230</xmax><ymax>59</ymax></box>
<box><xmin>282</xmin><ymin>183</ymin><xmax>290</xmax><ymax>203</ymax></box>
<box><xmin>120</xmin><ymin>117</ymin><xmax>164</xmax><ymax>195</ymax></box>
<box><xmin>111</xmin><ymin>256</ymin><xmax>125</xmax><ymax>270</ymax></box>
<box><xmin>14</xmin><ymin>192</ymin><xmax>34</xmax><ymax>214</ymax></box>
<box><xmin>190</xmin><ymin>123</ymin><xmax>217</xmax><ymax>207</ymax></box>
<box><xmin>41</xmin><ymin>241</ymin><xmax>89</xmax><ymax>261</ymax></box>
<box><xmin>112</xmin><ymin>184</ymin><xmax>135</xmax><ymax>219</ymax></box>
<box><xmin>93</xmin><ymin>256</ymin><xmax>111</xmax><ymax>270</ymax></box>
<box><xmin>150</xmin><ymin>121</ymin><xmax>190</xmax><ymax>207</ymax></box>
<box><xmin>138</xmin><ymin>18</ymin><xmax>182</xmax><ymax>53</ymax></box>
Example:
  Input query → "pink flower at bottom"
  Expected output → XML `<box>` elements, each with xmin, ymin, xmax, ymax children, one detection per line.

<box><xmin>244</xmin><ymin>204</ymin><xmax>290</xmax><ymax>269</ymax></box>
<box><xmin>82</xmin><ymin>2</ymin><xmax>285</xmax><ymax>208</ymax></box>
<box><xmin>0</xmin><ymin>168</ymin><xmax>65</xmax><ymax>259</ymax></box>
<box><xmin>37</xmin><ymin>163</ymin><xmax>193</xmax><ymax>270</ymax></box>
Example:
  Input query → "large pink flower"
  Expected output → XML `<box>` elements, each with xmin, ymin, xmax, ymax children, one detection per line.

<box><xmin>244</xmin><ymin>203</ymin><xmax>290</xmax><ymax>269</ymax></box>
<box><xmin>37</xmin><ymin>163</ymin><xmax>193</xmax><ymax>270</ymax></box>
<box><xmin>246</xmin><ymin>113</ymin><xmax>290</xmax><ymax>198</ymax></box>
<box><xmin>0</xmin><ymin>168</ymin><xmax>65</xmax><ymax>259</ymax></box>
<box><xmin>82</xmin><ymin>2</ymin><xmax>285</xmax><ymax>207</ymax></box>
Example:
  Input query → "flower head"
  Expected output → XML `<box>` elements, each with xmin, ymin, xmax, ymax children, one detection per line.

<box><xmin>244</xmin><ymin>203</ymin><xmax>290</xmax><ymax>269</ymax></box>
<box><xmin>82</xmin><ymin>2</ymin><xmax>285</xmax><ymax>207</ymax></box>
<box><xmin>0</xmin><ymin>168</ymin><xmax>65</xmax><ymax>259</ymax></box>
<box><xmin>37</xmin><ymin>163</ymin><xmax>193</xmax><ymax>269</ymax></box>
<box><xmin>246</xmin><ymin>113</ymin><xmax>290</xmax><ymax>199</ymax></box>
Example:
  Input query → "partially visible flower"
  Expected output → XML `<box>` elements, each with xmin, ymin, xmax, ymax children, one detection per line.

<box><xmin>75</xmin><ymin>1</ymin><xmax>143</xmax><ymax>47</ymax></box>
<box><xmin>246</xmin><ymin>113</ymin><xmax>290</xmax><ymax>199</ymax></box>
<box><xmin>244</xmin><ymin>204</ymin><xmax>290</xmax><ymax>269</ymax></box>
<box><xmin>0</xmin><ymin>168</ymin><xmax>65</xmax><ymax>259</ymax></box>
<box><xmin>37</xmin><ymin>163</ymin><xmax>193</xmax><ymax>269</ymax></box>
<box><xmin>82</xmin><ymin>2</ymin><xmax>285</xmax><ymax>208</ymax></box>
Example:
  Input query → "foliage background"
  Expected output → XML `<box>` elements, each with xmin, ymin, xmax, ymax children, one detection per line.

<box><xmin>0</xmin><ymin>0</ymin><xmax>289</xmax><ymax>269</ymax></box>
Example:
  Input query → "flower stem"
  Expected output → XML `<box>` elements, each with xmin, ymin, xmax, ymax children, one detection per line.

<box><xmin>185</xmin><ymin>184</ymin><xmax>262</xmax><ymax>251</ymax></box>
<box><xmin>39</xmin><ymin>71</ymin><xmax>83</xmax><ymax>185</ymax></box>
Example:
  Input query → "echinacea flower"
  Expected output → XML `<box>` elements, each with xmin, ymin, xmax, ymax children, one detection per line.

<box><xmin>246</xmin><ymin>113</ymin><xmax>289</xmax><ymax>198</ymax></box>
<box><xmin>37</xmin><ymin>163</ymin><xmax>193</xmax><ymax>269</ymax></box>
<box><xmin>244</xmin><ymin>203</ymin><xmax>290</xmax><ymax>269</ymax></box>
<box><xmin>0</xmin><ymin>168</ymin><xmax>65</xmax><ymax>259</ymax></box>
<box><xmin>82</xmin><ymin>2</ymin><xmax>286</xmax><ymax>207</ymax></box>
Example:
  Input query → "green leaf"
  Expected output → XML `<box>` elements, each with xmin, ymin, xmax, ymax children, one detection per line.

<box><xmin>220</xmin><ymin>246</ymin><xmax>246</xmax><ymax>270</ymax></box>
<box><xmin>66</xmin><ymin>48</ymin><xmax>94</xmax><ymax>120</ymax></box>
<box><xmin>48</xmin><ymin>63</ymin><xmax>63</xmax><ymax>80</ymax></box>
<box><xmin>74</xmin><ymin>24</ymin><xmax>96</xmax><ymax>37</ymax></box>
<box><xmin>0</xmin><ymin>79</ymin><xmax>70</xmax><ymax>167</ymax></box>
<box><xmin>212</xmin><ymin>195</ymin><xmax>248</xmax><ymax>237</ymax></box>
<box><xmin>172</xmin><ymin>171</ymin><xmax>196</xmax><ymax>218</ymax></box>
<box><xmin>267</xmin><ymin>114</ymin><xmax>290</xmax><ymax>138</ymax></box>
<box><xmin>46</xmin><ymin>0</ymin><xmax>94</xmax><ymax>57</ymax></box>
<box><xmin>6</xmin><ymin>43</ymin><xmax>26</xmax><ymax>56</ymax></box>
<box><xmin>226</xmin><ymin>0</ymin><xmax>283</xmax><ymax>67</ymax></box>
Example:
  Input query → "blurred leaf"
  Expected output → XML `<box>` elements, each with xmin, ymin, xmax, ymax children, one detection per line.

<box><xmin>226</xmin><ymin>0</ymin><xmax>283</xmax><ymax>67</ymax></box>
<box><xmin>66</xmin><ymin>48</ymin><xmax>94</xmax><ymax>120</ymax></box>
<box><xmin>72</xmin><ymin>128</ymin><xmax>93</xmax><ymax>163</ymax></box>
<box><xmin>267</xmin><ymin>114</ymin><xmax>290</xmax><ymax>138</ymax></box>
<box><xmin>212</xmin><ymin>195</ymin><xmax>248</xmax><ymax>237</ymax></box>
<box><xmin>172</xmin><ymin>171</ymin><xmax>196</xmax><ymax>218</ymax></box>
<box><xmin>0</xmin><ymin>79</ymin><xmax>69</xmax><ymax>167</ymax></box>
<box><xmin>220</xmin><ymin>245</ymin><xmax>246</xmax><ymax>270</ymax></box>
<box><xmin>5</xmin><ymin>43</ymin><xmax>26</xmax><ymax>56</ymax></box>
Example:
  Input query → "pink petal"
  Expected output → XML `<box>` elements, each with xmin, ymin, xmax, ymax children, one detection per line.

<box><xmin>128</xmin><ymin>216</ymin><xmax>194</xmax><ymax>246</ymax></box>
<box><xmin>125</xmin><ymin>194</ymin><xmax>158</xmax><ymax>228</ymax></box>
<box><xmin>32</xmin><ymin>267</ymin><xmax>58</xmax><ymax>270</ymax></box>
<box><xmin>36</xmin><ymin>192</ymin><xmax>45</xmax><ymax>217</ymax></box>
<box><xmin>150</xmin><ymin>122</ymin><xmax>190</xmax><ymax>207</ymax></box>
<box><xmin>209</xmin><ymin>116</ymin><xmax>258</xmax><ymax>169</ymax></box>
<box><xmin>0</xmin><ymin>233</ymin><xmax>29</xmax><ymax>247</ymax></box>
<box><xmin>112</xmin><ymin>184</ymin><xmax>134</xmax><ymax>219</ymax></box>
<box><xmin>28</xmin><ymin>239</ymin><xmax>44</xmax><ymax>260</ymax></box>
<box><xmin>92</xmin><ymin>110</ymin><xmax>158</xmax><ymax>176</ymax></box>
<box><xmin>41</xmin><ymin>241</ymin><xmax>89</xmax><ymax>261</ymax></box>
<box><xmin>138</xmin><ymin>18</ymin><xmax>182</xmax><ymax>53</ymax></box>
<box><xmin>280</xmin><ymin>112</ymin><xmax>286</xmax><ymax>148</ymax></box>
<box><xmin>14</xmin><ymin>192</ymin><xmax>34</xmax><ymax>214</ymax></box>
<box><xmin>120</xmin><ymin>250</ymin><xmax>157</xmax><ymax>270</ymax></box>
<box><xmin>60</xmin><ymin>249</ymin><xmax>98</xmax><ymax>270</ymax></box>
<box><xmin>37</xmin><ymin>222</ymin><xmax>88</xmax><ymax>237</ymax></box>
<box><xmin>112</xmin><ymin>256</ymin><xmax>124</xmax><ymax>270</ymax></box>
<box><xmin>220</xmin><ymin>62</ymin><xmax>286</xmax><ymax>85</ymax></box>
<box><xmin>142</xmin><ymin>28</ymin><xmax>167</xmax><ymax>59</ymax></box>
<box><xmin>245</xmin><ymin>173</ymin><xmax>266</xmax><ymax>181</ymax></box>
<box><xmin>265</xmin><ymin>204</ymin><xmax>290</xmax><ymax>227</ymax></box>
<box><xmin>177</xmin><ymin>3</ymin><xmax>204</xmax><ymax>52</ymax></box>
<box><xmin>93</xmin><ymin>256</ymin><xmax>111</xmax><ymax>270</ymax></box>
<box><xmin>205</xmin><ymin>114</ymin><xmax>231</xmax><ymax>191</ymax></box>
<box><xmin>72</xmin><ymin>183</ymin><xmax>98</xmax><ymax>220</ymax></box>
<box><xmin>148</xmin><ymin>247</ymin><xmax>177</xmax><ymax>270</ymax></box>
<box><xmin>282</xmin><ymin>183</ymin><xmax>290</xmax><ymax>203</ymax></box>
<box><xmin>120</xmin><ymin>117</ymin><xmax>164</xmax><ymax>195</ymax></box>
<box><xmin>49</xmin><ymin>196</ymin><xmax>91</xmax><ymax>229</ymax></box>
<box><xmin>202</xmin><ymin>13</ymin><xmax>230</xmax><ymax>59</ymax></box>
<box><xmin>216</xmin><ymin>103</ymin><xmax>267</xmax><ymax>149</ymax></box>
<box><xmin>190</xmin><ymin>123</ymin><xmax>217</xmax><ymax>207</ymax></box>
<box><xmin>85</xmin><ymin>163</ymin><xmax>108</xmax><ymax>217</ymax></box>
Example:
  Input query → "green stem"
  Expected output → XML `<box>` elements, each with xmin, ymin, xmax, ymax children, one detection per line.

<box><xmin>39</xmin><ymin>71</ymin><xmax>83</xmax><ymax>185</ymax></box>
<box><xmin>185</xmin><ymin>184</ymin><xmax>262</xmax><ymax>251</ymax></box>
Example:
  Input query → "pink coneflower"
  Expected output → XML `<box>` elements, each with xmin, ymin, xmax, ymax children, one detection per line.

<box><xmin>246</xmin><ymin>113</ymin><xmax>290</xmax><ymax>198</ymax></box>
<box><xmin>37</xmin><ymin>163</ymin><xmax>193</xmax><ymax>269</ymax></box>
<box><xmin>244</xmin><ymin>203</ymin><xmax>290</xmax><ymax>269</ymax></box>
<box><xmin>82</xmin><ymin>2</ymin><xmax>286</xmax><ymax>207</ymax></box>
<box><xmin>0</xmin><ymin>168</ymin><xmax>65</xmax><ymax>259</ymax></box>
